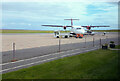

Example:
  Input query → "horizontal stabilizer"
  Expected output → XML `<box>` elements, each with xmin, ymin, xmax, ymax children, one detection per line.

<box><xmin>64</xmin><ymin>19</ymin><xmax>79</xmax><ymax>20</ymax></box>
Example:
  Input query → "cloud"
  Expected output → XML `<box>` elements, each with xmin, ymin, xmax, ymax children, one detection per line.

<box><xmin>2</xmin><ymin>2</ymin><xmax>118</xmax><ymax>30</ymax></box>
<box><xmin>2</xmin><ymin>0</ymin><xmax>120</xmax><ymax>2</ymax></box>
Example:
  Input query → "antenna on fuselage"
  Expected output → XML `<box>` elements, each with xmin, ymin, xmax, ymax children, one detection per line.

<box><xmin>64</xmin><ymin>18</ymin><xmax>79</xmax><ymax>26</ymax></box>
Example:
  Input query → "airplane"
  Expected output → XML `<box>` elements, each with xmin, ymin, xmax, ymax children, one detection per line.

<box><xmin>42</xmin><ymin>18</ymin><xmax>110</xmax><ymax>38</ymax></box>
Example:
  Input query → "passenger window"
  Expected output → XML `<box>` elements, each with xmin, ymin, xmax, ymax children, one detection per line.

<box><xmin>76</xmin><ymin>28</ymin><xmax>81</xmax><ymax>29</ymax></box>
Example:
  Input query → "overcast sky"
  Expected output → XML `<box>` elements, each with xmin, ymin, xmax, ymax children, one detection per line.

<box><xmin>1</xmin><ymin>1</ymin><xmax>119</xmax><ymax>30</ymax></box>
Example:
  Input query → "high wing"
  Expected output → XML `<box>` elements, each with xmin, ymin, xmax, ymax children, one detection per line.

<box><xmin>42</xmin><ymin>25</ymin><xmax>72</xmax><ymax>27</ymax></box>
<box><xmin>81</xmin><ymin>25</ymin><xmax>110</xmax><ymax>30</ymax></box>
<box><xmin>42</xmin><ymin>25</ymin><xmax>72</xmax><ymax>30</ymax></box>
<box><xmin>81</xmin><ymin>26</ymin><xmax>110</xmax><ymax>27</ymax></box>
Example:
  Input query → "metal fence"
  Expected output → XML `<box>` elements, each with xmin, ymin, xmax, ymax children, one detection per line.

<box><xmin>2</xmin><ymin>34</ymin><xmax>118</xmax><ymax>63</ymax></box>
<box><xmin>1</xmin><ymin>33</ymin><xmax>119</xmax><ymax>73</ymax></box>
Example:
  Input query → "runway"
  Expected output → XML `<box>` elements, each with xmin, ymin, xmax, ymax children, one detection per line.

<box><xmin>2</xmin><ymin>36</ymin><xmax>119</xmax><ymax>63</ymax></box>
<box><xmin>0</xmin><ymin>32</ymin><xmax>119</xmax><ymax>73</ymax></box>
<box><xmin>2</xmin><ymin>32</ymin><xmax>118</xmax><ymax>52</ymax></box>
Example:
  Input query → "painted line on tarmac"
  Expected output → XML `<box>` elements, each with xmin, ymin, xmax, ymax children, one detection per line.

<box><xmin>1</xmin><ymin>48</ymin><xmax>88</xmax><ymax>66</ymax></box>
<box><xmin>0</xmin><ymin>48</ymin><xmax>98</xmax><ymax>73</ymax></box>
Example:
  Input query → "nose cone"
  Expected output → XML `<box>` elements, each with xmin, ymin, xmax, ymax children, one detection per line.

<box><xmin>81</xmin><ymin>29</ymin><xmax>85</xmax><ymax>34</ymax></box>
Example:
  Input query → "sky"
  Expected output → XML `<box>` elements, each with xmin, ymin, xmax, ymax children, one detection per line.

<box><xmin>1</xmin><ymin>0</ymin><xmax>119</xmax><ymax>30</ymax></box>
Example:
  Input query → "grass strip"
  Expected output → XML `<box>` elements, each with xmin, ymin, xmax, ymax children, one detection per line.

<box><xmin>2</xmin><ymin>48</ymin><xmax>118</xmax><ymax>79</ymax></box>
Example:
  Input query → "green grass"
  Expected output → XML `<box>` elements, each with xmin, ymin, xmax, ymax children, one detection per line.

<box><xmin>1</xmin><ymin>30</ymin><xmax>54</xmax><ymax>33</ymax></box>
<box><xmin>0</xmin><ymin>29</ymin><xmax>120</xmax><ymax>33</ymax></box>
<box><xmin>2</xmin><ymin>48</ymin><xmax>118</xmax><ymax>79</ymax></box>
<box><xmin>0</xmin><ymin>29</ymin><xmax>69</xmax><ymax>33</ymax></box>
<box><xmin>114</xmin><ymin>45</ymin><xmax>120</xmax><ymax>49</ymax></box>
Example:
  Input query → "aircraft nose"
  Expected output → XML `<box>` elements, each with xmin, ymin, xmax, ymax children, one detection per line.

<box><xmin>82</xmin><ymin>30</ymin><xmax>85</xmax><ymax>34</ymax></box>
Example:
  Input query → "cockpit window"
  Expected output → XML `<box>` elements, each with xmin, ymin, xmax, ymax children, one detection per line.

<box><xmin>76</xmin><ymin>28</ymin><xmax>81</xmax><ymax>29</ymax></box>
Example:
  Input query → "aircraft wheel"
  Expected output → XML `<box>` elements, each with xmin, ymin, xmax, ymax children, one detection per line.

<box><xmin>57</xmin><ymin>36</ymin><xmax>59</xmax><ymax>38</ymax></box>
<box><xmin>75</xmin><ymin>36</ymin><xmax>78</xmax><ymax>38</ymax></box>
<box><xmin>79</xmin><ymin>37</ymin><xmax>82</xmax><ymax>38</ymax></box>
<box><xmin>65</xmin><ymin>35</ymin><xmax>68</xmax><ymax>38</ymax></box>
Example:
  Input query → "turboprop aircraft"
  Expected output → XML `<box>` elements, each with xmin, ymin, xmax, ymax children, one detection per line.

<box><xmin>42</xmin><ymin>18</ymin><xmax>109</xmax><ymax>38</ymax></box>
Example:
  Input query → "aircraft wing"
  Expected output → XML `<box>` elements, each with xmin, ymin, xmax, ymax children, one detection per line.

<box><xmin>81</xmin><ymin>26</ymin><xmax>110</xmax><ymax>27</ymax></box>
<box><xmin>42</xmin><ymin>25</ymin><xmax>72</xmax><ymax>27</ymax></box>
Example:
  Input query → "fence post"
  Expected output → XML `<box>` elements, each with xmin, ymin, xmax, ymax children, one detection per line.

<box><xmin>106</xmin><ymin>36</ymin><xmax>107</xmax><ymax>43</ymax></box>
<box><xmin>106</xmin><ymin>36</ymin><xmax>108</xmax><ymax>43</ymax></box>
<box><xmin>59</xmin><ymin>37</ymin><xmax>61</xmax><ymax>52</ymax></box>
<box><xmin>12</xmin><ymin>42</ymin><xmax>16</xmax><ymax>62</ymax></box>
<box><xmin>100</xmin><ymin>38</ymin><xmax>101</xmax><ymax>48</ymax></box>
<box><xmin>84</xmin><ymin>37</ymin><xmax>86</xmax><ymax>48</ymax></box>
<box><xmin>93</xmin><ymin>37</ymin><xmax>94</xmax><ymax>47</ymax></box>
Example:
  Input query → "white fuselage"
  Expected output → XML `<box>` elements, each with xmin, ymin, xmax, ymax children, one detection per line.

<box><xmin>71</xmin><ymin>26</ymin><xmax>86</xmax><ymax>34</ymax></box>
